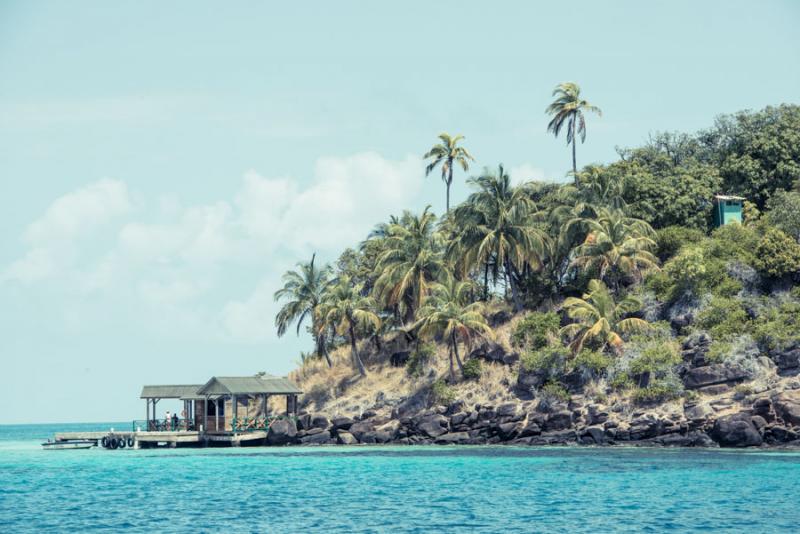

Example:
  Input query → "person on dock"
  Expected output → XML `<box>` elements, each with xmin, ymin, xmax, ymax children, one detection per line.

<box><xmin>165</xmin><ymin>410</ymin><xmax>171</xmax><ymax>431</ymax></box>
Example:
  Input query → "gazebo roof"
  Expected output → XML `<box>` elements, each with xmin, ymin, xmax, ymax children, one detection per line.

<box><xmin>196</xmin><ymin>375</ymin><xmax>303</xmax><ymax>396</ymax></box>
<box><xmin>140</xmin><ymin>385</ymin><xmax>203</xmax><ymax>399</ymax></box>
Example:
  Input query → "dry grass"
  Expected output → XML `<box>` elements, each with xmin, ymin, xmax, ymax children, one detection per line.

<box><xmin>287</xmin><ymin>315</ymin><xmax>522</xmax><ymax>417</ymax></box>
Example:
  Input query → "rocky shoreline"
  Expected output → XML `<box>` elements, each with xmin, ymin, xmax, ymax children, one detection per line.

<box><xmin>262</xmin><ymin>386</ymin><xmax>800</xmax><ymax>449</ymax></box>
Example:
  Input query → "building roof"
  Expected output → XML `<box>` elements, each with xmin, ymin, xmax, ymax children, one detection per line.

<box><xmin>196</xmin><ymin>375</ymin><xmax>303</xmax><ymax>396</ymax></box>
<box><xmin>140</xmin><ymin>385</ymin><xmax>203</xmax><ymax>399</ymax></box>
<box><xmin>714</xmin><ymin>194</ymin><xmax>745</xmax><ymax>201</ymax></box>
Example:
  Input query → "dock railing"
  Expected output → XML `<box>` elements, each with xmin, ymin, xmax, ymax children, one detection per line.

<box><xmin>131</xmin><ymin>418</ymin><xmax>196</xmax><ymax>432</ymax></box>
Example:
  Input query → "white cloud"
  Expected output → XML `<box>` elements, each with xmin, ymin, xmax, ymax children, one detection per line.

<box><xmin>509</xmin><ymin>163</ymin><xmax>560</xmax><ymax>186</ymax></box>
<box><xmin>2</xmin><ymin>152</ymin><xmax>425</xmax><ymax>344</ymax></box>
<box><xmin>220</xmin><ymin>278</ymin><xmax>277</xmax><ymax>343</ymax></box>
<box><xmin>25</xmin><ymin>179</ymin><xmax>132</xmax><ymax>243</ymax></box>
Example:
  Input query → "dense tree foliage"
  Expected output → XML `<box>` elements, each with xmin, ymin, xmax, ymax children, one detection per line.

<box><xmin>276</xmin><ymin>102</ymin><xmax>800</xmax><ymax>396</ymax></box>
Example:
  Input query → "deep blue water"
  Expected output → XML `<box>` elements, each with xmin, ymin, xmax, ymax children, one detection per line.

<box><xmin>1</xmin><ymin>423</ymin><xmax>799</xmax><ymax>533</ymax></box>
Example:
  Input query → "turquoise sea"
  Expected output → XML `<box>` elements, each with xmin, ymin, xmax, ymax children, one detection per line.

<box><xmin>1</xmin><ymin>423</ymin><xmax>799</xmax><ymax>533</ymax></box>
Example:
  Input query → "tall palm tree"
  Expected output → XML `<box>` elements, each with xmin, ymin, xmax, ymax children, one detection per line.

<box><xmin>415</xmin><ymin>279</ymin><xmax>494</xmax><ymax>381</ymax></box>
<box><xmin>546</xmin><ymin>82</ymin><xmax>602</xmax><ymax>180</ymax></box>
<box><xmin>424</xmin><ymin>133</ymin><xmax>475</xmax><ymax>212</ymax></box>
<box><xmin>559</xmin><ymin>279</ymin><xmax>650</xmax><ymax>354</ymax></box>
<box><xmin>274</xmin><ymin>254</ymin><xmax>333</xmax><ymax>367</ymax></box>
<box><xmin>373</xmin><ymin>207</ymin><xmax>450</xmax><ymax>323</ymax></box>
<box><xmin>571</xmin><ymin>209</ymin><xmax>659</xmax><ymax>290</ymax></box>
<box><xmin>317</xmin><ymin>276</ymin><xmax>381</xmax><ymax>376</ymax></box>
<box><xmin>448</xmin><ymin>165</ymin><xmax>548</xmax><ymax>311</ymax></box>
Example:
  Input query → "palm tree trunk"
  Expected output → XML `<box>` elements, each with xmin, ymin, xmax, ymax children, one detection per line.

<box><xmin>448</xmin><ymin>346</ymin><xmax>455</xmax><ymax>382</ymax></box>
<box><xmin>571</xmin><ymin>119</ymin><xmax>578</xmax><ymax>182</ymax></box>
<box><xmin>316</xmin><ymin>332</ymin><xmax>332</xmax><ymax>368</ymax></box>
<box><xmin>483</xmin><ymin>262</ymin><xmax>489</xmax><ymax>300</ymax></box>
<box><xmin>348</xmin><ymin>321</ymin><xmax>367</xmax><ymax>376</ymax></box>
<box><xmin>451</xmin><ymin>331</ymin><xmax>464</xmax><ymax>373</ymax></box>
<box><xmin>446</xmin><ymin>165</ymin><xmax>453</xmax><ymax>213</ymax></box>
<box><xmin>505</xmin><ymin>257</ymin><xmax>522</xmax><ymax>312</ymax></box>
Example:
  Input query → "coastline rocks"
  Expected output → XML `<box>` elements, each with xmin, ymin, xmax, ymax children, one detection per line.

<box><xmin>336</xmin><ymin>431</ymin><xmax>357</xmax><ymax>445</ymax></box>
<box><xmin>414</xmin><ymin>413</ymin><xmax>449</xmax><ymax>438</ymax></box>
<box><xmin>710</xmin><ymin>413</ymin><xmax>763</xmax><ymax>447</ymax></box>
<box><xmin>773</xmin><ymin>391</ymin><xmax>800</xmax><ymax>426</ymax></box>
<box><xmin>266</xmin><ymin>419</ymin><xmax>298</xmax><ymax>445</ymax></box>
<box><xmin>771</xmin><ymin>345</ymin><xmax>800</xmax><ymax>372</ymax></box>
<box><xmin>300</xmin><ymin>430</ymin><xmax>331</xmax><ymax>445</ymax></box>
<box><xmin>331</xmin><ymin>416</ymin><xmax>354</xmax><ymax>431</ymax></box>
<box><xmin>435</xmin><ymin>432</ymin><xmax>470</xmax><ymax>445</ymax></box>
<box><xmin>683</xmin><ymin>364</ymin><xmax>750</xmax><ymax>389</ymax></box>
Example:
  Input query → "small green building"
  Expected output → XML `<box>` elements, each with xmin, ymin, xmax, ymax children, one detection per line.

<box><xmin>712</xmin><ymin>195</ymin><xmax>744</xmax><ymax>228</ymax></box>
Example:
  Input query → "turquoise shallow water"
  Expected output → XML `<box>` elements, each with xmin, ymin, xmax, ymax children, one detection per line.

<box><xmin>1</xmin><ymin>423</ymin><xmax>799</xmax><ymax>533</ymax></box>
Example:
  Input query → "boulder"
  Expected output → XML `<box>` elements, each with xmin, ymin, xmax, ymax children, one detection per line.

<box><xmin>496</xmin><ymin>403</ymin><xmax>520</xmax><ymax>418</ymax></box>
<box><xmin>752</xmin><ymin>398</ymin><xmax>773</xmax><ymax>419</ymax></box>
<box><xmin>517</xmin><ymin>368</ymin><xmax>545</xmax><ymax>392</ymax></box>
<box><xmin>331</xmin><ymin>416</ymin><xmax>354</xmax><ymax>431</ymax></box>
<box><xmin>488</xmin><ymin>309</ymin><xmax>513</xmax><ymax>327</ymax></box>
<box><xmin>684</xmin><ymin>403</ymin><xmax>714</xmax><ymax>424</ymax></box>
<box><xmin>336</xmin><ymin>431</ymin><xmax>357</xmax><ymax>445</ymax></box>
<box><xmin>435</xmin><ymin>432</ymin><xmax>471</xmax><ymax>445</ymax></box>
<box><xmin>581</xmin><ymin>426</ymin><xmax>605</xmax><ymax>445</ymax></box>
<box><xmin>416</xmin><ymin>414</ymin><xmax>449</xmax><ymax>438</ymax></box>
<box><xmin>710</xmin><ymin>413</ymin><xmax>763</xmax><ymax>447</ymax></box>
<box><xmin>496</xmin><ymin>422</ymin><xmax>519</xmax><ymax>440</ymax></box>
<box><xmin>348</xmin><ymin>420</ymin><xmax>375</xmax><ymax>442</ymax></box>
<box><xmin>295</xmin><ymin>414</ymin><xmax>312</xmax><ymax>431</ymax></box>
<box><xmin>389</xmin><ymin>351</ymin><xmax>411</xmax><ymax>367</ymax></box>
<box><xmin>310</xmin><ymin>414</ymin><xmax>330</xmax><ymax>430</ymax></box>
<box><xmin>544</xmin><ymin>411</ymin><xmax>573</xmax><ymax>432</ymax></box>
<box><xmin>518</xmin><ymin>419</ymin><xmax>542</xmax><ymax>438</ymax></box>
<box><xmin>266</xmin><ymin>419</ymin><xmax>298</xmax><ymax>445</ymax></box>
<box><xmin>470</xmin><ymin>341</ymin><xmax>518</xmax><ymax>366</ymax></box>
<box><xmin>683</xmin><ymin>364</ymin><xmax>750</xmax><ymax>389</ymax></box>
<box><xmin>773</xmin><ymin>391</ymin><xmax>800</xmax><ymax>426</ymax></box>
<box><xmin>772</xmin><ymin>347</ymin><xmax>800</xmax><ymax>371</ymax></box>
<box><xmin>300</xmin><ymin>430</ymin><xmax>331</xmax><ymax>445</ymax></box>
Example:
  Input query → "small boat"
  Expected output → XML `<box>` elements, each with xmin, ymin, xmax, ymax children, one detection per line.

<box><xmin>41</xmin><ymin>439</ymin><xmax>96</xmax><ymax>450</ymax></box>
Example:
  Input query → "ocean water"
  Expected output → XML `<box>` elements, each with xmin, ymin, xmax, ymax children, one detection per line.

<box><xmin>1</xmin><ymin>423</ymin><xmax>799</xmax><ymax>533</ymax></box>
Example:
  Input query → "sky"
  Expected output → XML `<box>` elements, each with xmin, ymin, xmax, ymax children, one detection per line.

<box><xmin>1</xmin><ymin>1</ymin><xmax>799</xmax><ymax>424</ymax></box>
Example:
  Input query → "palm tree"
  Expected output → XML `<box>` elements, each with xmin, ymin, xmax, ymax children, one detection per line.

<box><xmin>559</xmin><ymin>279</ymin><xmax>650</xmax><ymax>353</ymax></box>
<box><xmin>546</xmin><ymin>82</ymin><xmax>602</xmax><ymax>180</ymax></box>
<box><xmin>448</xmin><ymin>165</ymin><xmax>548</xmax><ymax>311</ymax></box>
<box><xmin>571</xmin><ymin>209</ymin><xmax>659</xmax><ymax>290</ymax></box>
<box><xmin>318</xmin><ymin>275</ymin><xmax>381</xmax><ymax>376</ymax></box>
<box><xmin>373</xmin><ymin>207</ymin><xmax>450</xmax><ymax>322</ymax></box>
<box><xmin>415</xmin><ymin>279</ymin><xmax>494</xmax><ymax>381</ymax></box>
<box><xmin>274</xmin><ymin>254</ymin><xmax>333</xmax><ymax>367</ymax></box>
<box><xmin>424</xmin><ymin>133</ymin><xmax>475</xmax><ymax>212</ymax></box>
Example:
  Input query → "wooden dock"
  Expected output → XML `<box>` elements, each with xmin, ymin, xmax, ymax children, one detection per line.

<box><xmin>53</xmin><ymin>430</ymin><xmax>265</xmax><ymax>448</ymax></box>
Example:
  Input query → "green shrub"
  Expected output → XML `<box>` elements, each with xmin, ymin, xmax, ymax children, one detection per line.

<box><xmin>765</xmin><ymin>190</ymin><xmax>800</xmax><ymax>241</ymax></box>
<box><xmin>610</xmin><ymin>372</ymin><xmax>634</xmax><ymax>390</ymax></box>
<box><xmin>520</xmin><ymin>346</ymin><xmax>569</xmax><ymax>376</ymax></box>
<box><xmin>696</xmin><ymin>296</ymin><xmax>750</xmax><ymax>341</ymax></box>
<box><xmin>752</xmin><ymin>300</ymin><xmax>800</xmax><ymax>352</ymax></box>
<box><xmin>431</xmin><ymin>379</ymin><xmax>456</xmax><ymax>405</ymax></box>
<box><xmin>406</xmin><ymin>343</ymin><xmax>435</xmax><ymax>377</ymax></box>
<box><xmin>633</xmin><ymin>381</ymin><xmax>684</xmax><ymax>403</ymax></box>
<box><xmin>540</xmin><ymin>381</ymin><xmax>570</xmax><ymax>403</ymax></box>
<box><xmin>511</xmin><ymin>312</ymin><xmax>561</xmax><ymax>350</ymax></box>
<box><xmin>706</xmin><ymin>223</ymin><xmax>759</xmax><ymax>263</ymax></box>
<box><xmin>712</xmin><ymin>276</ymin><xmax>743</xmax><ymax>298</ymax></box>
<box><xmin>706</xmin><ymin>341</ymin><xmax>732</xmax><ymax>363</ymax></box>
<box><xmin>664</xmin><ymin>246</ymin><xmax>707</xmax><ymax>292</ymax></box>
<box><xmin>752</xmin><ymin>228</ymin><xmax>800</xmax><ymax>278</ymax></box>
<box><xmin>628</xmin><ymin>340</ymin><xmax>681</xmax><ymax>376</ymax></box>
<box><xmin>572</xmin><ymin>349</ymin><xmax>612</xmax><ymax>374</ymax></box>
<box><xmin>644</xmin><ymin>270</ymin><xmax>674</xmax><ymax>301</ymax></box>
<box><xmin>462</xmin><ymin>358</ymin><xmax>483</xmax><ymax>380</ymax></box>
<box><xmin>655</xmin><ymin>225</ymin><xmax>705</xmax><ymax>261</ymax></box>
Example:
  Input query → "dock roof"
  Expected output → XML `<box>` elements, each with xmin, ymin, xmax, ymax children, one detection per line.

<box><xmin>140</xmin><ymin>385</ymin><xmax>203</xmax><ymax>399</ymax></box>
<box><xmin>196</xmin><ymin>375</ymin><xmax>302</xmax><ymax>396</ymax></box>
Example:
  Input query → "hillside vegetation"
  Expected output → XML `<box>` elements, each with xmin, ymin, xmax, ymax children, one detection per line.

<box><xmin>275</xmin><ymin>96</ymin><xmax>800</xmax><ymax>448</ymax></box>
